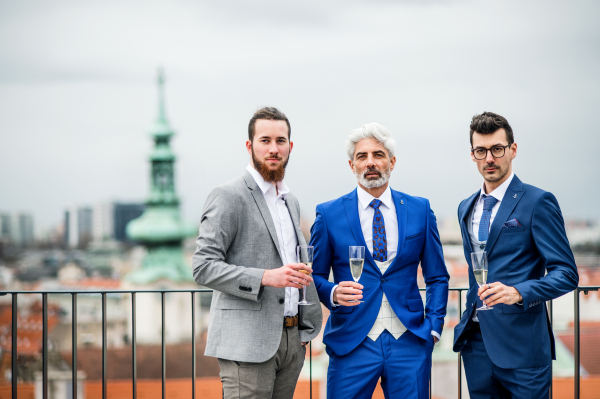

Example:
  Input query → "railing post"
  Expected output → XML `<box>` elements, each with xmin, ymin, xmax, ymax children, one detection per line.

<box><xmin>11</xmin><ymin>293</ymin><xmax>17</xmax><ymax>399</ymax></box>
<box><xmin>42</xmin><ymin>293</ymin><xmax>48</xmax><ymax>399</ymax></box>
<box><xmin>192</xmin><ymin>292</ymin><xmax>196</xmax><ymax>399</ymax></box>
<box><xmin>574</xmin><ymin>289</ymin><xmax>580</xmax><ymax>399</ymax></box>
<box><xmin>102</xmin><ymin>293</ymin><xmax>107</xmax><ymax>399</ymax></box>
<box><xmin>132</xmin><ymin>292</ymin><xmax>137</xmax><ymax>399</ymax></box>
<box><xmin>72</xmin><ymin>293</ymin><xmax>78</xmax><ymax>399</ymax></box>
<box><xmin>458</xmin><ymin>290</ymin><xmax>462</xmax><ymax>399</ymax></box>
<box><xmin>162</xmin><ymin>292</ymin><xmax>166</xmax><ymax>399</ymax></box>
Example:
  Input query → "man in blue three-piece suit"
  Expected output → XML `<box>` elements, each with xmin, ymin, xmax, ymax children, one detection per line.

<box><xmin>453</xmin><ymin>112</ymin><xmax>579</xmax><ymax>399</ymax></box>
<box><xmin>310</xmin><ymin>123</ymin><xmax>449</xmax><ymax>398</ymax></box>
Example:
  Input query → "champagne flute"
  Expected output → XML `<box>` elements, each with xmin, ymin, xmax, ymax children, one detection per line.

<box><xmin>296</xmin><ymin>245</ymin><xmax>315</xmax><ymax>306</ymax></box>
<box><xmin>471</xmin><ymin>251</ymin><xmax>492</xmax><ymax>310</ymax></box>
<box><xmin>348</xmin><ymin>246</ymin><xmax>365</xmax><ymax>303</ymax></box>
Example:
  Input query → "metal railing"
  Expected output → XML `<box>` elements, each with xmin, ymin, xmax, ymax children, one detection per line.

<box><xmin>3</xmin><ymin>286</ymin><xmax>599</xmax><ymax>399</ymax></box>
<box><xmin>4</xmin><ymin>289</ymin><xmax>212</xmax><ymax>399</ymax></box>
<box><xmin>574</xmin><ymin>286</ymin><xmax>599</xmax><ymax>399</ymax></box>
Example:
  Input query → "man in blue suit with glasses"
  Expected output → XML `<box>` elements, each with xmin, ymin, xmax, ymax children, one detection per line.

<box><xmin>453</xmin><ymin>112</ymin><xmax>579</xmax><ymax>399</ymax></box>
<box><xmin>310</xmin><ymin>122</ymin><xmax>449</xmax><ymax>398</ymax></box>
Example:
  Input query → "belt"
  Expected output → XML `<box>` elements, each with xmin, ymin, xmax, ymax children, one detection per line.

<box><xmin>284</xmin><ymin>315</ymin><xmax>298</xmax><ymax>328</ymax></box>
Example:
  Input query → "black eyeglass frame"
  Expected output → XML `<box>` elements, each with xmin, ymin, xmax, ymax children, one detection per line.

<box><xmin>470</xmin><ymin>144</ymin><xmax>512</xmax><ymax>160</ymax></box>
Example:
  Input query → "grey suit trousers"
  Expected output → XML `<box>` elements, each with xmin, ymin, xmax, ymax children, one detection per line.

<box><xmin>218</xmin><ymin>326</ymin><xmax>306</xmax><ymax>399</ymax></box>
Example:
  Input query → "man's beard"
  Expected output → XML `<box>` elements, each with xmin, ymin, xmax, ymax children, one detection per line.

<box><xmin>355</xmin><ymin>166</ymin><xmax>391</xmax><ymax>188</ymax></box>
<box><xmin>251</xmin><ymin>147</ymin><xmax>289</xmax><ymax>183</ymax></box>
<box><xmin>481</xmin><ymin>162</ymin><xmax>508</xmax><ymax>183</ymax></box>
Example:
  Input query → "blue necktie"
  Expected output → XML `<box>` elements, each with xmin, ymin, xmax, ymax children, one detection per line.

<box><xmin>478</xmin><ymin>195</ymin><xmax>499</xmax><ymax>241</ymax></box>
<box><xmin>370</xmin><ymin>199</ymin><xmax>387</xmax><ymax>262</ymax></box>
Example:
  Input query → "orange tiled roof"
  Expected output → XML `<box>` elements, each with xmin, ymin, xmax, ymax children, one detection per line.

<box><xmin>60</xmin><ymin>278</ymin><xmax>121</xmax><ymax>289</ymax></box>
<box><xmin>558</xmin><ymin>329</ymin><xmax>600</xmax><ymax>375</ymax></box>
<box><xmin>0</xmin><ymin>302</ymin><xmax>60</xmax><ymax>355</ymax></box>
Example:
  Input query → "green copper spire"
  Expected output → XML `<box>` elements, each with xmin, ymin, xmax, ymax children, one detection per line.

<box><xmin>152</xmin><ymin>67</ymin><xmax>173</xmax><ymax>139</ymax></box>
<box><xmin>125</xmin><ymin>68</ymin><xmax>196</xmax><ymax>284</ymax></box>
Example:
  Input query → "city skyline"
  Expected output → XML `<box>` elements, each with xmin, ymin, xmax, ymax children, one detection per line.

<box><xmin>1</xmin><ymin>0</ymin><xmax>599</xmax><ymax>232</ymax></box>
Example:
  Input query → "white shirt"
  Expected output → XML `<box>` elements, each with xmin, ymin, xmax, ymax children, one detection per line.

<box><xmin>471</xmin><ymin>172</ymin><xmax>516</xmax><ymax>321</ymax></box>
<box><xmin>356</xmin><ymin>185</ymin><xmax>399</xmax><ymax>259</ymax></box>
<box><xmin>246</xmin><ymin>165</ymin><xmax>299</xmax><ymax>317</ymax></box>
<box><xmin>471</xmin><ymin>173</ymin><xmax>514</xmax><ymax>237</ymax></box>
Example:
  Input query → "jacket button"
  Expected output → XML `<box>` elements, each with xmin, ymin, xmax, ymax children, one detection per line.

<box><xmin>279</xmin><ymin>298</ymin><xmax>284</xmax><ymax>304</ymax></box>
<box><xmin>480</xmin><ymin>244</ymin><xmax>485</xmax><ymax>250</ymax></box>
<box><xmin>248</xmin><ymin>287</ymin><xmax>252</xmax><ymax>292</ymax></box>
<box><xmin>239</xmin><ymin>286</ymin><xmax>244</xmax><ymax>290</ymax></box>
<box><xmin>381</xmin><ymin>278</ymin><xmax>385</xmax><ymax>283</ymax></box>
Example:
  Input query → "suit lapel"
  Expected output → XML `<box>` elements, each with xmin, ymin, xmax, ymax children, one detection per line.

<box><xmin>342</xmin><ymin>190</ymin><xmax>380</xmax><ymax>274</ymax></box>
<box><xmin>386</xmin><ymin>190</ymin><xmax>406</xmax><ymax>272</ymax></box>
<box><xmin>243</xmin><ymin>171</ymin><xmax>284</xmax><ymax>263</ymax></box>
<box><xmin>460</xmin><ymin>191</ymin><xmax>480</xmax><ymax>256</ymax></box>
<box><xmin>484</xmin><ymin>175</ymin><xmax>525</xmax><ymax>256</ymax></box>
<box><xmin>285</xmin><ymin>197</ymin><xmax>306</xmax><ymax>246</ymax></box>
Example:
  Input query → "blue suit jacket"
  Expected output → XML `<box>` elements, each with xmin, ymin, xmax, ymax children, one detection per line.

<box><xmin>453</xmin><ymin>175</ymin><xmax>579</xmax><ymax>369</ymax></box>
<box><xmin>310</xmin><ymin>188</ymin><xmax>449</xmax><ymax>357</ymax></box>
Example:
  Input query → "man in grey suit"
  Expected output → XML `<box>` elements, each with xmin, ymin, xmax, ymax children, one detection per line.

<box><xmin>192</xmin><ymin>107</ymin><xmax>322</xmax><ymax>399</ymax></box>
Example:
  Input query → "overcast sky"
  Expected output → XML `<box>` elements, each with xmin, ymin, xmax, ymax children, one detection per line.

<box><xmin>1</xmin><ymin>0</ymin><xmax>599</xmax><ymax>233</ymax></box>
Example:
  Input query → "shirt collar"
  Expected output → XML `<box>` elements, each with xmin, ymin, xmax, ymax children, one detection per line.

<box><xmin>246</xmin><ymin>164</ymin><xmax>290</xmax><ymax>198</ymax></box>
<box><xmin>357</xmin><ymin>185</ymin><xmax>393</xmax><ymax>210</ymax></box>
<box><xmin>479</xmin><ymin>172</ymin><xmax>514</xmax><ymax>202</ymax></box>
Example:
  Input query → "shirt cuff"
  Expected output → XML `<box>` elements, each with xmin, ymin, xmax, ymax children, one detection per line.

<box><xmin>330</xmin><ymin>285</ymin><xmax>339</xmax><ymax>307</ymax></box>
<box><xmin>431</xmin><ymin>330</ymin><xmax>441</xmax><ymax>340</ymax></box>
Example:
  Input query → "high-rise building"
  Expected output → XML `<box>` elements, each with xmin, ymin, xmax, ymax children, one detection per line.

<box><xmin>0</xmin><ymin>213</ymin><xmax>11</xmax><ymax>239</ymax></box>
<box><xmin>113</xmin><ymin>203</ymin><xmax>145</xmax><ymax>242</ymax></box>
<box><xmin>0</xmin><ymin>212</ymin><xmax>34</xmax><ymax>247</ymax></box>
<box><xmin>15</xmin><ymin>213</ymin><xmax>34</xmax><ymax>247</ymax></box>
<box><xmin>65</xmin><ymin>206</ymin><xmax>93</xmax><ymax>248</ymax></box>
<box><xmin>92</xmin><ymin>202</ymin><xmax>114</xmax><ymax>242</ymax></box>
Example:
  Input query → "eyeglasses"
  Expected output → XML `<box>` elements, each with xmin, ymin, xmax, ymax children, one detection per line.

<box><xmin>471</xmin><ymin>144</ymin><xmax>511</xmax><ymax>160</ymax></box>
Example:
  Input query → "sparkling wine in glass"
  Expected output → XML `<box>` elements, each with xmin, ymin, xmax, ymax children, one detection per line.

<box><xmin>296</xmin><ymin>245</ymin><xmax>315</xmax><ymax>306</ymax></box>
<box><xmin>349</xmin><ymin>246</ymin><xmax>365</xmax><ymax>303</ymax></box>
<box><xmin>471</xmin><ymin>251</ymin><xmax>492</xmax><ymax>310</ymax></box>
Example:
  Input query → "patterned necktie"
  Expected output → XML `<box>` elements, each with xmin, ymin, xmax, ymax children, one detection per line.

<box><xmin>478</xmin><ymin>195</ymin><xmax>499</xmax><ymax>241</ymax></box>
<box><xmin>370</xmin><ymin>199</ymin><xmax>387</xmax><ymax>261</ymax></box>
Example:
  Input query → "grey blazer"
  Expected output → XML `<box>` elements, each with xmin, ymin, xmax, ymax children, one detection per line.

<box><xmin>192</xmin><ymin>171</ymin><xmax>322</xmax><ymax>363</ymax></box>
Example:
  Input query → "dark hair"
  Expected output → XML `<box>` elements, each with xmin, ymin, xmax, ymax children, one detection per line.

<box><xmin>470</xmin><ymin>112</ymin><xmax>514</xmax><ymax>146</ymax></box>
<box><xmin>248</xmin><ymin>107</ymin><xmax>291</xmax><ymax>142</ymax></box>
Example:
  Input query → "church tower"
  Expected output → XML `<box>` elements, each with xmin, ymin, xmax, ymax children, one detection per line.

<box><xmin>124</xmin><ymin>69</ymin><xmax>199</xmax><ymax>345</ymax></box>
<box><xmin>125</xmin><ymin>68</ymin><xmax>196</xmax><ymax>285</ymax></box>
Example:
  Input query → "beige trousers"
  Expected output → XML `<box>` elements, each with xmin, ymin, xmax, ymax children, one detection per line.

<box><xmin>218</xmin><ymin>326</ymin><xmax>306</xmax><ymax>399</ymax></box>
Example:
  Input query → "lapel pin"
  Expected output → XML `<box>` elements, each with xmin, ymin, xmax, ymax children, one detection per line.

<box><xmin>513</xmin><ymin>194</ymin><xmax>517</xmax><ymax>199</ymax></box>
<box><xmin>400</xmin><ymin>200</ymin><xmax>404</xmax><ymax>205</ymax></box>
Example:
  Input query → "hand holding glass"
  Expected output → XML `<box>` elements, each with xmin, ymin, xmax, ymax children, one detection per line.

<box><xmin>348</xmin><ymin>246</ymin><xmax>365</xmax><ymax>303</ymax></box>
<box><xmin>296</xmin><ymin>245</ymin><xmax>315</xmax><ymax>306</ymax></box>
<box><xmin>471</xmin><ymin>251</ymin><xmax>492</xmax><ymax>310</ymax></box>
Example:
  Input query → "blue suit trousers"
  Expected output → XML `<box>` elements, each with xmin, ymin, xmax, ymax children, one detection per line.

<box><xmin>326</xmin><ymin>330</ymin><xmax>432</xmax><ymax>399</ymax></box>
<box><xmin>462</xmin><ymin>326</ymin><xmax>550</xmax><ymax>399</ymax></box>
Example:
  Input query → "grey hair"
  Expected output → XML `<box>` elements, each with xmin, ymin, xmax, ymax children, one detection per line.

<box><xmin>345</xmin><ymin>122</ymin><xmax>396</xmax><ymax>160</ymax></box>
